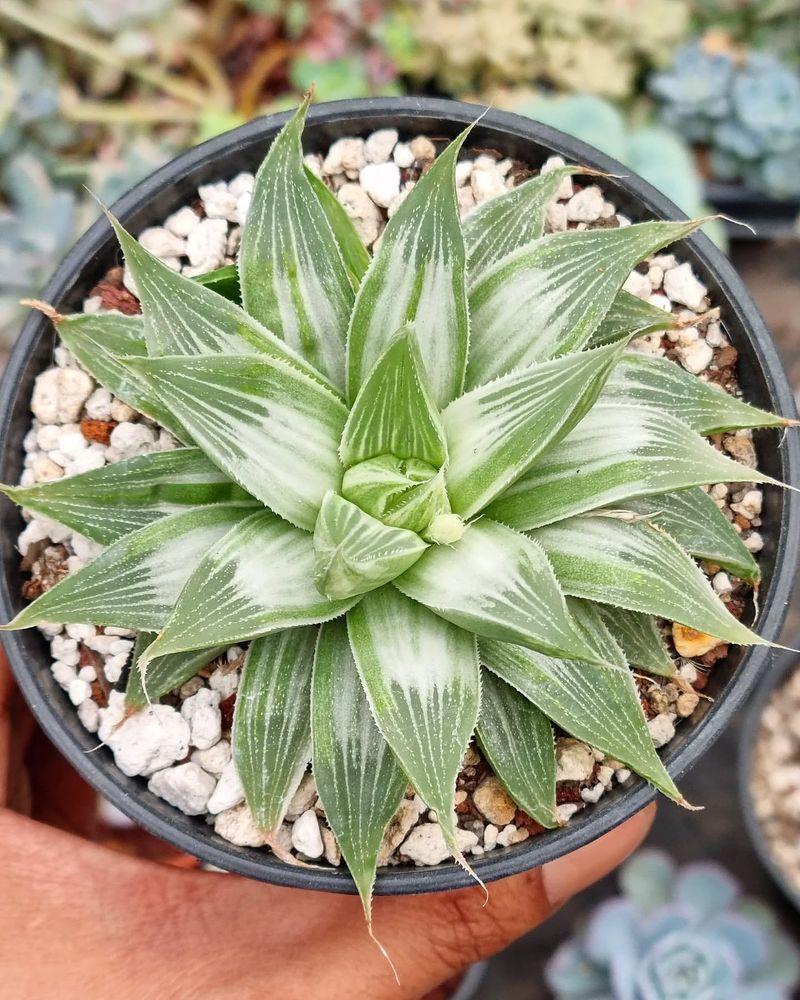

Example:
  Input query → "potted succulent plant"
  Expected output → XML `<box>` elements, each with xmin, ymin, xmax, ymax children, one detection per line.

<box><xmin>0</xmin><ymin>97</ymin><xmax>798</xmax><ymax>929</ymax></box>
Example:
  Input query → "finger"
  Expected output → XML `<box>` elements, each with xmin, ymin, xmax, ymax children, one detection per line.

<box><xmin>0</xmin><ymin>651</ymin><xmax>35</xmax><ymax>812</ymax></box>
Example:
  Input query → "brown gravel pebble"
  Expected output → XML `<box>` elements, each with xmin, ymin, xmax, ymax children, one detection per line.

<box><xmin>79</xmin><ymin>419</ymin><xmax>117</xmax><ymax>445</ymax></box>
<box><xmin>89</xmin><ymin>266</ymin><xmax>141</xmax><ymax>315</ymax></box>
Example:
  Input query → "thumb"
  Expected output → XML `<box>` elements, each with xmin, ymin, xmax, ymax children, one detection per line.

<box><xmin>360</xmin><ymin>804</ymin><xmax>656</xmax><ymax>997</ymax></box>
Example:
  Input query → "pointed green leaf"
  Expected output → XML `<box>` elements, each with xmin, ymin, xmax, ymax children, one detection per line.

<box><xmin>125</xmin><ymin>631</ymin><xmax>225</xmax><ymax>708</ymax></box>
<box><xmin>312</xmin><ymin>492</ymin><xmax>428</xmax><ymax>600</ymax></box>
<box><xmin>312</xmin><ymin>619</ymin><xmax>406</xmax><ymax>920</ymax></box>
<box><xmin>238</xmin><ymin>98</ymin><xmax>354</xmax><ymax>390</ymax></box>
<box><xmin>486</xmin><ymin>402</ymin><xmax>778</xmax><ymax>530</ymax></box>
<box><xmin>443</xmin><ymin>340</ymin><xmax>623</xmax><ymax>518</ymax></box>
<box><xmin>589</xmin><ymin>289</ymin><xmax>677</xmax><ymax>348</ymax></box>
<box><xmin>623</xmin><ymin>488</ymin><xmax>760</xmax><ymax>584</ymax></box>
<box><xmin>347</xmin><ymin>129</ymin><xmax>470</xmax><ymax>408</ymax></box>
<box><xmin>347</xmin><ymin>587</ymin><xmax>480</xmax><ymax>862</ymax></box>
<box><xmin>108</xmin><ymin>215</ymin><xmax>328</xmax><ymax>386</ymax></box>
<box><xmin>464</xmin><ymin>166</ymin><xmax>578</xmax><ymax>282</ymax></box>
<box><xmin>466</xmin><ymin>218</ymin><xmax>707</xmax><ymax>387</ymax></box>
<box><xmin>193</xmin><ymin>263</ymin><xmax>241</xmax><ymax>302</ymax></box>
<box><xmin>604</xmin><ymin>353</ymin><xmax>791</xmax><ymax>434</ymax></box>
<box><xmin>567</xmin><ymin>596</ymin><xmax>627</xmax><ymax>670</ymax></box>
<box><xmin>592</xmin><ymin>604</ymin><xmax>676</xmax><ymax>677</ymax></box>
<box><xmin>532</xmin><ymin>514</ymin><xmax>768</xmax><ymax>646</ymax></box>
<box><xmin>304</xmin><ymin>165</ymin><xmax>370</xmax><ymax>290</ymax></box>
<box><xmin>476</xmin><ymin>670</ymin><xmax>558</xmax><ymax>829</ymax></box>
<box><xmin>3</xmin><ymin>448</ymin><xmax>256</xmax><ymax>545</ymax></box>
<box><xmin>340</xmin><ymin>324</ymin><xmax>447</xmax><ymax>469</ymax></box>
<box><xmin>126</xmin><ymin>354</ymin><xmax>346</xmax><ymax>531</ymax></box>
<box><xmin>54</xmin><ymin>311</ymin><xmax>190</xmax><ymax>442</ymax></box>
<box><xmin>395</xmin><ymin>519</ymin><xmax>603</xmax><ymax>664</ymax></box>
<box><xmin>481</xmin><ymin>637</ymin><xmax>682</xmax><ymax>802</ymax></box>
<box><xmin>138</xmin><ymin>509</ymin><xmax>355</xmax><ymax>662</ymax></box>
<box><xmin>3</xmin><ymin>505</ymin><xmax>252</xmax><ymax>632</ymax></box>
<box><xmin>233</xmin><ymin>627</ymin><xmax>317</xmax><ymax>833</ymax></box>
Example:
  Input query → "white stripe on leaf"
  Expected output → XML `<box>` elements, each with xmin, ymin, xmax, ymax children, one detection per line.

<box><xmin>238</xmin><ymin>97</ymin><xmax>355</xmax><ymax>391</ymax></box>
<box><xmin>3</xmin><ymin>448</ymin><xmax>256</xmax><ymax>545</ymax></box>
<box><xmin>137</xmin><ymin>509</ymin><xmax>356</xmax><ymax>664</ymax></box>
<box><xmin>312</xmin><ymin>619</ymin><xmax>406</xmax><ymax>923</ymax></box>
<box><xmin>486</xmin><ymin>402</ymin><xmax>779</xmax><ymax>530</ymax></box>
<box><xmin>233</xmin><ymin>627</ymin><xmax>317</xmax><ymax>833</ymax></box>
<box><xmin>442</xmin><ymin>340</ymin><xmax>623</xmax><ymax>518</ymax></box>
<box><xmin>603</xmin><ymin>353</ymin><xmax>792</xmax><ymax>434</ymax></box>
<box><xmin>347</xmin><ymin>587</ymin><xmax>480</xmax><ymax>866</ymax></box>
<box><xmin>347</xmin><ymin>128</ymin><xmax>470</xmax><ymax>408</ymax></box>
<box><xmin>531</xmin><ymin>514</ymin><xmax>768</xmax><ymax>646</ymax></box>
<box><xmin>312</xmin><ymin>492</ymin><xmax>428</xmax><ymax>600</ymax></box>
<box><xmin>340</xmin><ymin>324</ymin><xmax>447</xmax><ymax>469</ymax></box>
<box><xmin>395</xmin><ymin>518</ymin><xmax>604</xmax><ymax>664</ymax></box>
<box><xmin>3</xmin><ymin>504</ymin><xmax>253</xmax><ymax>632</ymax></box>
<box><xmin>126</xmin><ymin>354</ymin><xmax>346</xmax><ymax>531</ymax></box>
<box><xmin>466</xmin><ymin>218</ymin><xmax>708</xmax><ymax>388</ymax></box>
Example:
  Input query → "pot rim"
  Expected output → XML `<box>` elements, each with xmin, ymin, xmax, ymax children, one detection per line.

<box><xmin>1</xmin><ymin>96</ymin><xmax>798</xmax><ymax>896</ymax></box>
<box><xmin>739</xmin><ymin>645</ymin><xmax>800</xmax><ymax>912</ymax></box>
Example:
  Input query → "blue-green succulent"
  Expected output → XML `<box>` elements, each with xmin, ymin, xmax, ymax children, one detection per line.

<box><xmin>547</xmin><ymin>850</ymin><xmax>800</xmax><ymax>1000</ymax></box>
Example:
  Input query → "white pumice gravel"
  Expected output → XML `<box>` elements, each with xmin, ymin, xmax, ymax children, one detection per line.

<box><xmin>15</xmin><ymin>128</ymin><xmax>765</xmax><ymax>868</ymax></box>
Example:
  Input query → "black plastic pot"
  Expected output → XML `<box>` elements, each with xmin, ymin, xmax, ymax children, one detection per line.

<box><xmin>1</xmin><ymin>97</ymin><xmax>798</xmax><ymax>897</ymax></box>
<box><xmin>739</xmin><ymin>646</ymin><xmax>800</xmax><ymax>912</ymax></box>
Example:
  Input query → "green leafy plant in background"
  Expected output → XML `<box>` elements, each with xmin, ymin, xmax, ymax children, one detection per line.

<box><xmin>692</xmin><ymin>0</ymin><xmax>800</xmax><ymax>67</ymax></box>
<box><xmin>4</xmin><ymin>98</ymin><xmax>795</xmax><ymax>927</ymax></box>
<box><xmin>383</xmin><ymin>0</ymin><xmax>691</xmax><ymax>98</ymax></box>
<box><xmin>651</xmin><ymin>40</ymin><xmax>800</xmax><ymax>198</ymax></box>
<box><xmin>547</xmin><ymin>849</ymin><xmax>800</xmax><ymax>999</ymax></box>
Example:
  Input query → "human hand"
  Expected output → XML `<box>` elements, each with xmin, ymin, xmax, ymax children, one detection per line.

<box><xmin>0</xmin><ymin>653</ymin><xmax>654</xmax><ymax>1000</ymax></box>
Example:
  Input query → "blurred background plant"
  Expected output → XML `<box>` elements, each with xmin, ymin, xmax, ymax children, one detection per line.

<box><xmin>546</xmin><ymin>849</ymin><xmax>800</xmax><ymax>999</ymax></box>
<box><xmin>651</xmin><ymin>37</ymin><xmax>800</xmax><ymax>198</ymax></box>
<box><xmin>1</xmin><ymin>0</ymin><xmax>798</xmax><ymax>352</ymax></box>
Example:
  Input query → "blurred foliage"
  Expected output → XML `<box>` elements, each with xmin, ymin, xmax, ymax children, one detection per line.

<box><xmin>493</xmin><ymin>91</ymin><xmax>728</xmax><ymax>248</ymax></box>
<box><xmin>382</xmin><ymin>0</ymin><xmax>692</xmax><ymax>99</ymax></box>
<box><xmin>1</xmin><ymin>0</ymin><xmax>798</xmax><ymax>351</ymax></box>
<box><xmin>651</xmin><ymin>37</ymin><xmax>800</xmax><ymax>198</ymax></box>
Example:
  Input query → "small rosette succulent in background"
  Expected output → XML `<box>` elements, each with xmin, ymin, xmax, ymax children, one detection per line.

<box><xmin>650</xmin><ymin>40</ymin><xmax>800</xmax><ymax>199</ymax></box>
<box><xmin>546</xmin><ymin>849</ymin><xmax>800</xmax><ymax>999</ymax></box>
<box><xmin>3</xmin><ymin>95</ymin><xmax>796</xmax><ymax>927</ymax></box>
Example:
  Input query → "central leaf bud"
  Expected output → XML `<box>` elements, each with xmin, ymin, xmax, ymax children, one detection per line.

<box><xmin>342</xmin><ymin>453</ymin><xmax>453</xmax><ymax>537</ymax></box>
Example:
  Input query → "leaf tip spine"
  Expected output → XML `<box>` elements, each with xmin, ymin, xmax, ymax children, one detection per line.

<box><xmin>20</xmin><ymin>299</ymin><xmax>64</xmax><ymax>325</ymax></box>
